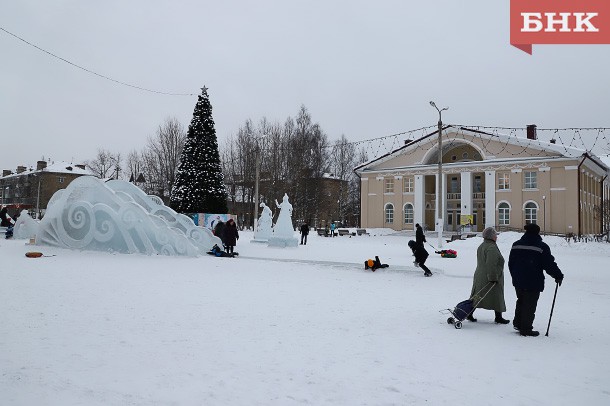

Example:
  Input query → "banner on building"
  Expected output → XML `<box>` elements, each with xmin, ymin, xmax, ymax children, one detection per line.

<box><xmin>460</xmin><ymin>215</ymin><xmax>474</xmax><ymax>226</ymax></box>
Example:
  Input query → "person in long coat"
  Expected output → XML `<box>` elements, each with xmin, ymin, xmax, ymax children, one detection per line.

<box><xmin>415</xmin><ymin>223</ymin><xmax>426</xmax><ymax>246</ymax></box>
<box><xmin>468</xmin><ymin>227</ymin><xmax>510</xmax><ymax>324</ymax></box>
<box><xmin>223</xmin><ymin>219</ymin><xmax>239</xmax><ymax>257</ymax></box>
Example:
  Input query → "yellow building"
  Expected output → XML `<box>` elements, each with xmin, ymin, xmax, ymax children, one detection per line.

<box><xmin>355</xmin><ymin>126</ymin><xmax>610</xmax><ymax>237</ymax></box>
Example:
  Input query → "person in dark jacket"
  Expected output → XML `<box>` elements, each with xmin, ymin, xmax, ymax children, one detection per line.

<box><xmin>415</xmin><ymin>223</ymin><xmax>426</xmax><ymax>246</ymax></box>
<box><xmin>300</xmin><ymin>222</ymin><xmax>310</xmax><ymax>245</ymax></box>
<box><xmin>408</xmin><ymin>240</ymin><xmax>432</xmax><ymax>277</ymax></box>
<box><xmin>508</xmin><ymin>223</ymin><xmax>564</xmax><ymax>337</ymax></box>
<box><xmin>213</xmin><ymin>220</ymin><xmax>226</xmax><ymax>246</ymax></box>
<box><xmin>223</xmin><ymin>218</ymin><xmax>239</xmax><ymax>257</ymax></box>
<box><xmin>1</xmin><ymin>207</ymin><xmax>14</xmax><ymax>227</ymax></box>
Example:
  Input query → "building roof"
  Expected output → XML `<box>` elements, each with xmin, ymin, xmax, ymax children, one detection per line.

<box><xmin>354</xmin><ymin>125</ymin><xmax>609</xmax><ymax>174</ymax></box>
<box><xmin>1</xmin><ymin>161</ymin><xmax>93</xmax><ymax>179</ymax></box>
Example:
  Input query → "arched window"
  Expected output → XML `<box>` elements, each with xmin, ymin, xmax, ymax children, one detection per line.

<box><xmin>385</xmin><ymin>203</ymin><xmax>394</xmax><ymax>224</ymax></box>
<box><xmin>498</xmin><ymin>202</ymin><xmax>510</xmax><ymax>225</ymax></box>
<box><xmin>524</xmin><ymin>202</ymin><xmax>538</xmax><ymax>224</ymax></box>
<box><xmin>403</xmin><ymin>203</ymin><xmax>414</xmax><ymax>225</ymax></box>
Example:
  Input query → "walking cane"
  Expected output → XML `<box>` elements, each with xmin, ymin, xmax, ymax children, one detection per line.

<box><xmin>545</xmin><ymin>282</ymin><xmax>560</xmax><ymax>337</ymax></box>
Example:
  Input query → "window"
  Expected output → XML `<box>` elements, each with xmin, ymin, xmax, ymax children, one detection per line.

<box><xmin>498</xmin><ymin>202</ymin><xmax>510</xmax><ymax>225</ymax></box>
<box><xmin>474</xmin><ymin>175</ymin><xmax>482</xmax><ymax>193</ymax></box>
<box><xmin>58</xmin><ymin>176</ymin><xmax>66</xmax><ymax>183</ymax></box>
<box><xmin>403</xmin><ymin>177</ymin><xmax>413</xmax><ymax>193</ymax></box>
<box><xmin>498</xmin><ymin>173</ymin><xmax>510</xmax><ymax>190</ymax></box>
<box><xmin>450</xmin><ymin>177</ymin><xmax>459</xmax><ymax>193</ymax></box>
<box><xmin>525</xmin><ymin>202</ymin><xmax>538</xmax><ymax>224</ymax></box>
<box><xmin>403</xmin><ymin>203</ymin><xmax>414</xmax><ymax>224</ymax></box>
<box><xmin>524</xmin><ymin>171</ymin><xmax>537</xmax><ymax>189</ymax></box>
<box><xmin>384</xmin><ymin>178</ymin><xmax>394</xmax><ymax>193</ymax></box>
<box><xmin>385</xmin><ymin>204</ymin><xmax>394</xmax><ymax>224</ymax></box>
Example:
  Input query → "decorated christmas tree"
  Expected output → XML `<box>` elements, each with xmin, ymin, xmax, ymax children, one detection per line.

<box><xmin>170</xmin><ymin>87</ymin><xmax>228</xmax><ymax>214</ymax></box>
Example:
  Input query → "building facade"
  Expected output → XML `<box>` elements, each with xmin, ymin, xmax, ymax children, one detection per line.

<box><xmin>355</xmin><ymin>126</ymin><xmax>610</xmax><ymax>237</ymax></box>
<box><xmin>1</xmin><ymin>160</ymin><xmax>93</xmax><ymax>218</ymax></box>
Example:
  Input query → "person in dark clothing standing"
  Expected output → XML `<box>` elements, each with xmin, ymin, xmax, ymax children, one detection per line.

<box><xmin>223</xmin><ymin>219</ymin><xmax>239</xmax><ymax>257</ymax></box>
<box><xmin>1</xmin><ymin>207</ymin><xmax>14</xmax><ymax>227</ymax></box>
<box><xmin>213</xmin><ymin>220</ymin><xmax>226</xmax><ymax>247</ymax></box>
<box><xmin>300</xmin><ymin>222</ymin><xmax>310</xmax><ymax>245</ymax></box>
<box><xmin>415</xmin><ymin>223</ymin><xmax>426</xmax><ymax>246</ymax></box>
<box><xmin>408</xmin><ymin>240</ymin><xmax>432</xmax><ymax>277</ymax></box>
<box><xmin>508</xmin><ymin>223</ymin><xmax>564</xmax><ymax>337</ymax></box>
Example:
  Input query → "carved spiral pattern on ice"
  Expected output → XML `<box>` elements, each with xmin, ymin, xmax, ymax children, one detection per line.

<box><xmin>36</xmin><ymin>176</ymin><xmax>219</xmax><ymax>256</ymax></box>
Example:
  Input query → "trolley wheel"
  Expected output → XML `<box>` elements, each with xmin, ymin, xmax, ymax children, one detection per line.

<box><xmin>454</xmin><ymin>321</ymin><xmax>463</xmax><ymax>329</ymax></box>
<box><xmin>447</xmin><ymin>317</ymin><xmax>455</xmax><ymax>324</ymax></box>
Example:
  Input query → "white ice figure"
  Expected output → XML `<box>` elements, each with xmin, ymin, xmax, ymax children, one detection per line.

<box><xmin>36</xmin><ymin>176</ymin><xmax>215</xmax><ymax>256</ymax></box>
<box><xmin>253</xmin><ymin>202</ymin><xmax>273</xmax><ymax>242</ymax></box>
<box><xmin>13</xmin><ymin>209</ymin><xmax>39</xmax><ymax>239</ymax></box>
<box><xmin>268</xmin><ymin>193</ymin><xmax>299</xmax><ymax>248</ymax></box>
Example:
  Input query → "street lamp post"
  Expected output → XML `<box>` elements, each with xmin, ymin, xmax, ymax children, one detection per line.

<box><xmin>430</xmin><ymin>101</ymin><xmax>448</xmax><ymax>249</ymax></box>
<box><xmin>254</xmin><ymin>147</ymin><xmax>261</xmax><ymax>232</ymax></box>
<box><xmin>253</xmin><ymin>133</ymin><xmax>268</xmax><ymax>234</ymax></box>
<box><xmin>542</xmin><ymin>195</ymin><xmax>546</xmax><ymax>234</ymax></box>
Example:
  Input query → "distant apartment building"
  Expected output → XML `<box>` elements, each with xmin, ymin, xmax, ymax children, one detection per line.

<box><xmin>0</xmin><ymin>160</ymin><xmax>93</xmax><ymax>218</ymax></box>
<box><xmin>355</xmin><ymin>125</ymin><xmax>610</xmax><ymax>237</ymax></box>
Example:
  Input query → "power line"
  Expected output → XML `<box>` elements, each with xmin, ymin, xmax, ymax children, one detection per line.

<box><xmin>0</xmin><ymin>26</ymin><xmax>195</xmax><ymax>96</ymax></box>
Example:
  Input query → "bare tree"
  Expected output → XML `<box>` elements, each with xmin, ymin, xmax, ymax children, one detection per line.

<box><xmin>330</xmin><ymin>135</ymin><xmax>357</xmax><ymax>224</ymax></box>
<box><xmin>594</xmin><ymin>199</ymin><xmax>610</xmax><ymax>239</ymax></box>
<box><xmin>143</xmin><ymin>117</ymin><xmax>186</xmax><ymax>201</ymax></box>
<box><xmin>87</xmin><ymin>149</ymin><xmax>122</xmax><ymax>179</ymax></box>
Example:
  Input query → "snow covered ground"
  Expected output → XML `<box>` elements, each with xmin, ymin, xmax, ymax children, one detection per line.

<box><xmin>1</xmin><ymin>228</ymin><xmax>609</xmax><ymax>405</ymax></box>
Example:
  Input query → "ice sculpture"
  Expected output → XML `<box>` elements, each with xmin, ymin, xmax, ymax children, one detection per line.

<box><xmin>253</xmin><ymin>202</ymin><xmax>273</xmax><ymax>242</ymax></box>
<box><xmin>268</xmin><ymin>193</ymin><xmax>299</xmax><ymax>248</ymax></box>
<box><xmin>36</xmin><ymin>176</ymin><xmax>221</xmax><ymax>256</ymax></box>
<box><xmin>13</xmin><ymin>209</ymin><xmax>39</xmax><ymax>240</ymax></box>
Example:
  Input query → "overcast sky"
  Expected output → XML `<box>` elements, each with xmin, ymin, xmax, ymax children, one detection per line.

<box><xmin>2</xmin><ymin>1</ymin><xmax>610</xmax><ymax>172</ymax></box>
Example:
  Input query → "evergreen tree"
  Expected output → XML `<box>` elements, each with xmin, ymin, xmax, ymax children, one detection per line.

<box><xmin>170</xmin><ymin>87</ymin><xmax>228</xmax><ymax>213</ymax></box>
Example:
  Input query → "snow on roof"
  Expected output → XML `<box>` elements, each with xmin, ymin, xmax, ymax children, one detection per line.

<box><xmin>1</xmin><ymin>161</ymin><xmax>93</xmax><ymax>179</ymax></box>
<box><xmin>355</xmin><ymin>125</ymin><xmax>602</xmax><ymax>173</ymax></box>
<box><xmin>599</xmin><ymin>155</ymin><xmax>610</xmax><ymax>170</ymax></box>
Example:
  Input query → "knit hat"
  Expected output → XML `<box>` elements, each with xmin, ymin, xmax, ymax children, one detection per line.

<box><xmin>482</xmin><ymin>227</ymin><xmax>498</xmax><ymax>240</ymax></box>
<box><xmin>524</xmin><ymin>223</ymin><xmax>541</xmax><ymax>234</ymax></box>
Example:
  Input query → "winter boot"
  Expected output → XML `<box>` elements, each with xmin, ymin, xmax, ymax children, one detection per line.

<box><xmin>424</xmin><ymin>271</ymin><xmax>432</xmax><ymax>277</ymax></box>
<box><xmin>466</xmin><ymin>314</ymin><xmax>477</xmax><ymax>322</ymax></box>
<box><xmin>519</xmin><ymin>330</ymin><xmax>540</xmax><ymax>337</ymax></box>
<box><xmin>494</xmin><ymin>312</ymin><xmax>510</xmax><ymax>324</ymax></box>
